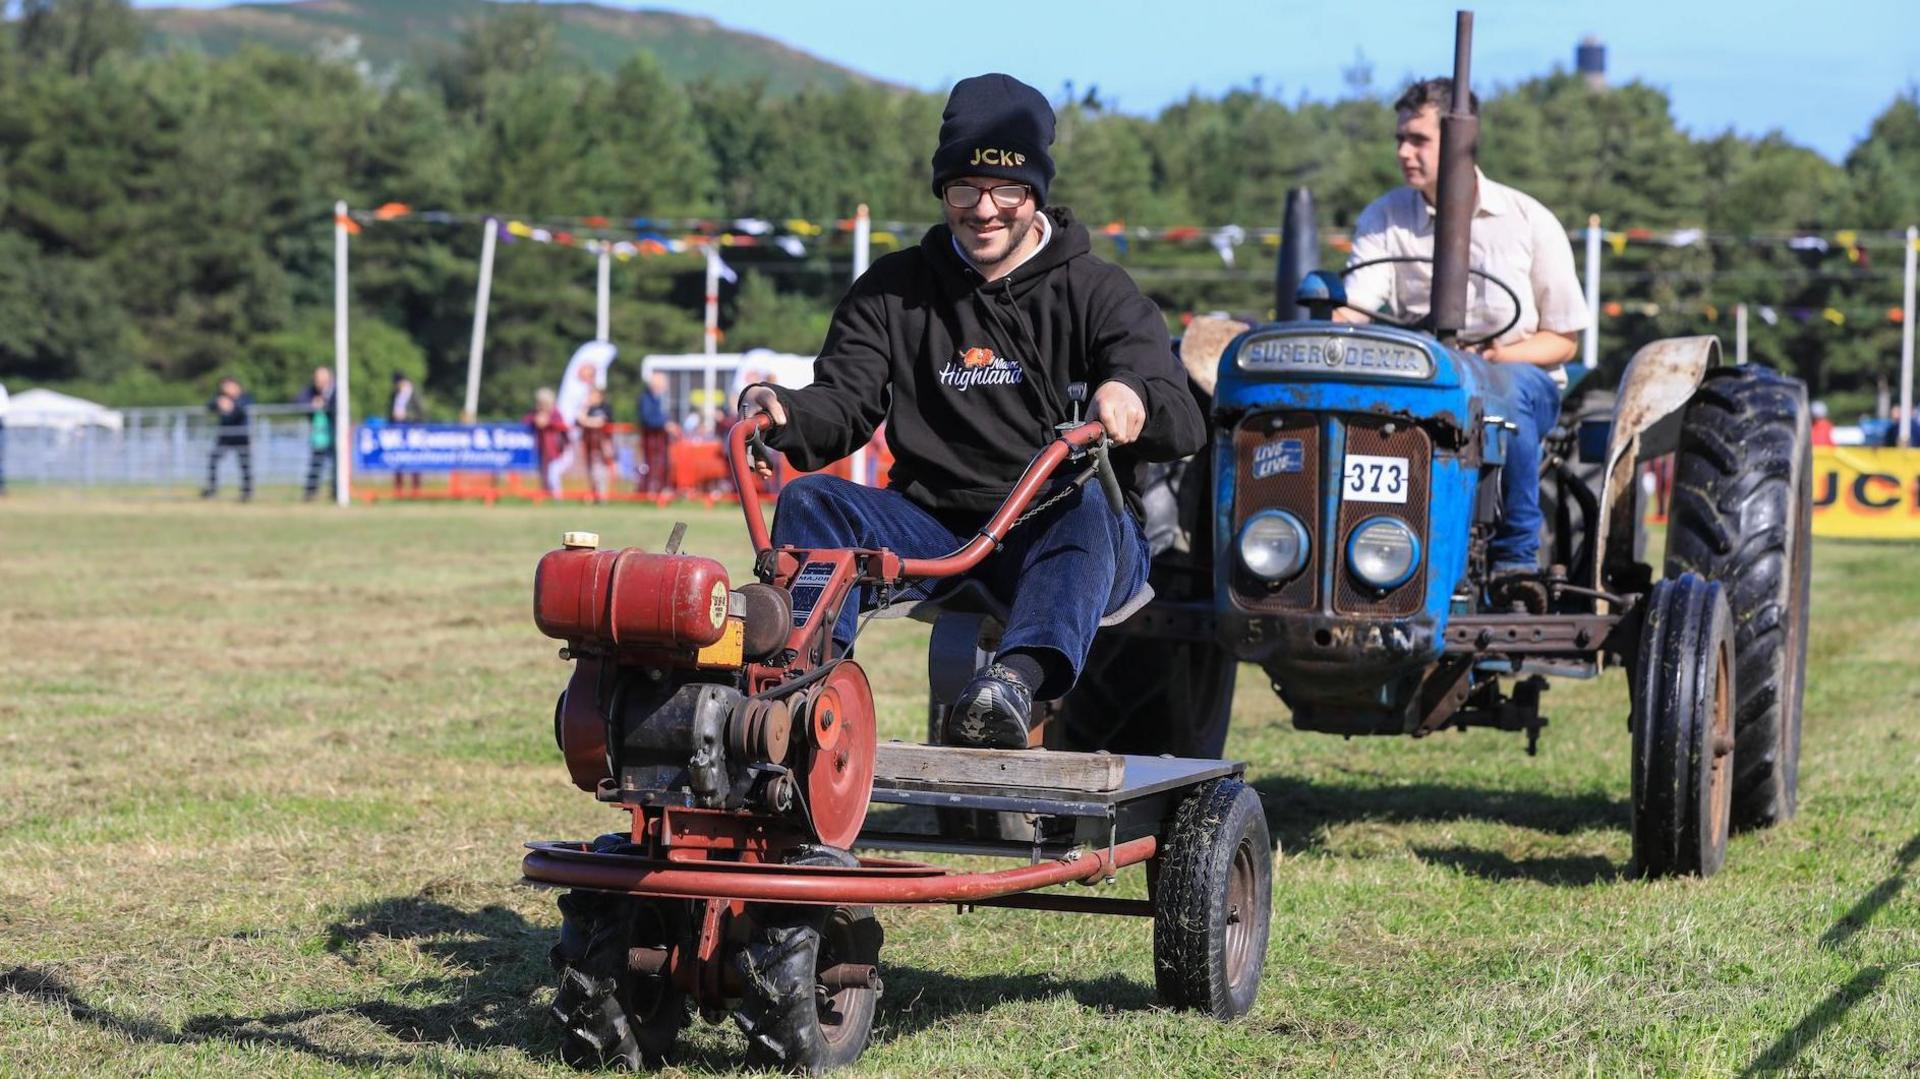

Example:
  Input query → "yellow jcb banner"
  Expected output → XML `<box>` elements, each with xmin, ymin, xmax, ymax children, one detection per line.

<box><xmin>1813</xmin><ymin>446</ymin><xmax>1920</xmax><ymax>539</ymax></box>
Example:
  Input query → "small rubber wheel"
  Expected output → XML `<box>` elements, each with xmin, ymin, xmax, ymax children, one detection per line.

<box><xmin>1630</xmin><ymin>573</ymin><xmax>1737</xmax><ymax>878</ymax></box>
<box><xmin>731</xmin><ymin>847</ymin><xmax>883</xmax><ymax>1073</ymax></box>
<box><xmin>1152</xmin><ymin>777</ymin><xmax>1272</xmax><ymax>1019</ymax></box>
<box><xmin>548</xmin><ymin>884</ymin><xmax>688</xmax><ymax>1070</ymax></box>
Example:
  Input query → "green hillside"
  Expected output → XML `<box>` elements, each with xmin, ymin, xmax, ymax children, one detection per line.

<box><xmin>139</xmin><ymin>0</ymin><xmax>888</xmax><ymax>93</ymax></box>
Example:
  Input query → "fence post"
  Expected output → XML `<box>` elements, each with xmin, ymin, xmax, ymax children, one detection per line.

<box><xmin>1901</xmin><ymin>225</ymin><xmax>1916</xmax><ymax>448</ymax></box>
<box><xmin>596</xmin><ymin>243</ymin><xmax>612</xmax><ymax>343</ymax></box>
<box><xmin>463</xmin><ymin>217</ymin><xmax>498</xmax><ymax>424</ymax></box>
<box><xmin>335</xmin><ymin>199</ymin><xmax>353</xmax><ymax>505</ymax></box>
<box><xmin>1582</xmin><ymin>214</ymin><xmax>1601</xmax><ymax>370</ymax></box>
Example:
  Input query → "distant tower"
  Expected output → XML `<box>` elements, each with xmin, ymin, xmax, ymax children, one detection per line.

<box><xmin>1576</xmin><ymin>35</ymin><xmax>1606</xmax><ymax>90</ymax></box>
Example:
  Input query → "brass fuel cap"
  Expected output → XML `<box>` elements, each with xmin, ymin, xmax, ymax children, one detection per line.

<box><xmin>561</xmin><ymin>531</ymin><xmax>601</xmax><ymax>550</ymax></box>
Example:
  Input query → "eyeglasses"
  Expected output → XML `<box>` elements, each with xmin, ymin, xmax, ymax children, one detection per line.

<box><xmin>942</xmin><ymin>183</ymin><xmax>1031</xmax><ymax>210</ymax></box>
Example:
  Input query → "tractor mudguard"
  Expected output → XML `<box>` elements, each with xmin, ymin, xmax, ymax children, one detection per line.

<box><xmin>1594</xmin><ymin>336</ymin><xmax>1720</xmax><ymax>596</ymax></box>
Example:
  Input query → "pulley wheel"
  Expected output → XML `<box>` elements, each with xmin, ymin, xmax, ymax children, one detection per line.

<box><xmin>804</xmin><ymin>662</ymin><xmax>875</xmax><ymax>848</ymax></box>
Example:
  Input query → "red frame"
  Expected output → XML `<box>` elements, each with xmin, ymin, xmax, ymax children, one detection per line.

<box><xmin>523</xmin><ymin>413</ymin><xmax>1128</xmax><ymax>1008</ymax></box>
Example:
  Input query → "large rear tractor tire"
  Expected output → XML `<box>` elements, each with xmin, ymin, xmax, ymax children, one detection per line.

<box><xmin>1630</xmin><ymin>574</ymin><xmax>1737</xmax><ymax>879</ymax></box>
<box><xmin>1152</xmin><ymin>777</ymin><xmax>1271</xmax><ymax>1019</ymax></box>
<box><xmin>1664</xmin><ymin>364</ymin><xmax>1811</xmax><ymax>830</ymax></box>
<box><xmin>1059</xmin><ymin>633</ymin><xmax>1236</xmax><ymax>758</ymax></box>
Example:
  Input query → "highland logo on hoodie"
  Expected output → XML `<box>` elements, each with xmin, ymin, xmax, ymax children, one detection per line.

<box><xmin>938</xmin><ymin>347</ymin><xmax>1025</xmax><ymax>392</ymax></box>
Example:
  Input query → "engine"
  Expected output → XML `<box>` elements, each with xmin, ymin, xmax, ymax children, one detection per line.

<box><xmin>532</xmin><ymin>533</ymin><xmax>874</xmax><ymax>847</ymax></box>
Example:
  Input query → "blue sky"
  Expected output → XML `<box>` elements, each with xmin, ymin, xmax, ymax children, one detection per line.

<box><xmin>134</xmin><ymin>0</ymin><xmax>1919</xmax><ymax>161</ymax></box>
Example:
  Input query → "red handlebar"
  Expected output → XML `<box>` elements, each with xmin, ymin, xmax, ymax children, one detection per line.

<box><xmin>728</xmin><ymin>413</ymin><xmax>1109</xmax><ymax>581</ymax></box>
<box><xmin>728</xmin><ymin>413</ymin><xmax>778</xmax><ymax>555</ymax></box>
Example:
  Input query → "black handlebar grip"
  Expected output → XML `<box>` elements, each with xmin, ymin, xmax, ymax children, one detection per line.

<box><xmin>1094</xmin><ymin>438</ymin><xmax>1125</xmax><ymax>516</ymax></box>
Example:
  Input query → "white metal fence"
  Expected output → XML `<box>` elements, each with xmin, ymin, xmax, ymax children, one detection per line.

<box><xmin>1</xmin><ymin>404</ymin><xmax>324</xmax><ymax>490</ymax></box>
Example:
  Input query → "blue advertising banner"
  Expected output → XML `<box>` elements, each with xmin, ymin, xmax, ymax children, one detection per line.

<box><xmin>354</xmin><ymin>423</ymin><xmax>538</xmax><ymax>472</ymax></box>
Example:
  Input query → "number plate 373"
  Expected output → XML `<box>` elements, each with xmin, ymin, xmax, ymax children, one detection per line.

<box><xmin>1343</xmin><ymin>454</ymin><xmax>1409</xmax><ymax>504</ymax></box>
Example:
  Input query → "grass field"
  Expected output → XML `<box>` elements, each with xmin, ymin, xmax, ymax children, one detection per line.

<box><xmin>2</xmin><ymin>492</ymin><xmax>1918</xmax><ymax>1077</ymax></box>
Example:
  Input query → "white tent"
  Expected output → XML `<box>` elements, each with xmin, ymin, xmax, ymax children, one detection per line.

<box><xmin>6</xmin><ymin>389</ymin><xmax>124</xmax><ymax>431</ymax></box>
<box><xmin>640</xmin><ymin>351</ymin><xmax>815</xmax><ymax>426</ymax></box>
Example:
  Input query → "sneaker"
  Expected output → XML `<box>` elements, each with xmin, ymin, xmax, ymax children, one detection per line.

<box><xmin>945</xmin><ymin>664</ymin><xmax>1034</xmax><ymax>749</ymax></box>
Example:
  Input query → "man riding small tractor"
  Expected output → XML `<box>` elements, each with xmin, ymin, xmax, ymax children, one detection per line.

<box><xmin>1179</xmin><ymin>13</ymin><xmax>1811</xmax><ymax>877</ymax></box>
<box><xmin>521</xmin><ymin>70</ymin><xmax>1272</xmax><ymax>1073</ymax></box>
<box><xmin>522</xmin><ymin>424</ymin><xmax>1271</xmax><ymax>1072</ymax></box>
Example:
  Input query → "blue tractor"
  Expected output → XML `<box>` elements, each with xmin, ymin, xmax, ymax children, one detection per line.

<box><xmin>1171</xmin><ymin>15</ymin><xmax>1812</xmax><ymax>878</ymax></box>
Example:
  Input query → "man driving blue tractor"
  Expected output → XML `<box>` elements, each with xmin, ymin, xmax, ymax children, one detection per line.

<box><xmin>738</xmin><ymin>73</ymin><xmax>1206</xmax><ymax>749</ymax></box>
<box><xmin>1336</xmin><ymin>77</ymin><xmax>1590</xmax><ymax>588</ymax></box>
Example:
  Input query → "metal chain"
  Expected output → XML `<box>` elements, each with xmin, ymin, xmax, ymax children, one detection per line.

<box><xmin>1009</xmin><ymin>464</ymin><xmax>1100</xmax><ymax>531</ymax></box>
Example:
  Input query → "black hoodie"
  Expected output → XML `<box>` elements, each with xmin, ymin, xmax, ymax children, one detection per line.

<box><xmin>761</xmin><ymin>208</ymin><xmax>1206</xmax><ymax>516</ymax></box>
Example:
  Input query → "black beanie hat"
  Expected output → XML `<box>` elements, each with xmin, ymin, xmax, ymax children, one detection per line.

<box><xmin>929</xmin><ymin>74</ymin><xmax>1056</xmax><ymax>205</ymax></box>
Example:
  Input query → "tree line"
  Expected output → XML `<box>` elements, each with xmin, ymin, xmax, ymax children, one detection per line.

<box><xmin>3</xmin><ymin>0</ymin><xmax>1918</xmax><ymax>419</ymax></box>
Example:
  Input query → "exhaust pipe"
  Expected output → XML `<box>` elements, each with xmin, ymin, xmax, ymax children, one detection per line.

<box><xmin>1274</xmin><ymin>187</ymin><xmax>1318</xmax><ymax>321</ymax></box>
<box><xmin>1430</xmin><ymin>9</ymin><xmax>1478</xmax><ymax>346</ymax></box>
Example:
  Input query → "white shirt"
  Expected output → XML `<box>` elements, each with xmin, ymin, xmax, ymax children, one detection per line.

<box><xmin>0</xmin><ymin>381</ymin><xmax>8</xmax><ymax>420</ymax></box>
<box><xmin>1345</xmin><ymin>170</ymin><xmax>1590</xmax><ymax>385</ymax></box>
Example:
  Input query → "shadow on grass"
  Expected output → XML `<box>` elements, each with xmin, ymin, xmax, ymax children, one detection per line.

<box><xmin>1737</xmin><ymin>830</ymin><xmax>1920</xmax><ymax>1075</ymax></box>
<box><xmin>1739</xmin><ymin>966</ymin><xmax>1891</xmax><ymax>1077</ymax></box>
<box><xmin>2</xmin><ymin>891</ymin><xmax>1161</xmax><ymax>1074</ymax></box>
<box><xmin>876</xmin><ymin>967</ymin><xmax>1156</xmax><ymax>1041</ymax></box>
<box><xmin>1253</xmin><ymin>774</ymin><xmax>1625</xmax><ymax>844</ymax></box>
<box><xmin>1251</xmin><ymin>774</ymin><xmax>1627</xmax><ymax>884</ymax></box>
<box><xmin>1410</xmin><ymin>845</ymin><xmax>1619</xmax><ymax>886</ymax></box>
<box><xmin>0</xmin><ymin>894</ymin><xmax>552</xmax><ymax>1075</ymax></box>
<box><xmin>1820</xmin><ymin>832</ymin><xmax>1920</xmax><ymax>949</ymax></box>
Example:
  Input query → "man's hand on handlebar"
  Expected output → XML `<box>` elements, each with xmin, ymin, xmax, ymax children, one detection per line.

<box><xmin>739</xmin><ymin>385</ymin><xmax>787</xmax><ymax>427</ymax></box>
<box><xmin>737</xmin><ymin>385</ymin><xmax>785</xmax><ymax>480</ymax></box>
<box><xmin>1090</xmin><ymin>380</ymin><xmax>1145</xmax><ymax>446</ymax></box>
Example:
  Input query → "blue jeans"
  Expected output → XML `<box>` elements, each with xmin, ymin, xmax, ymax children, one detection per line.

<box><xmin>770</xmin><ymin>475</ymin><xmax>1149</xmax><ymax>699</ymax></box>
<box><xmin>1488</xmin><ymin>363</ymin><xmax>1563</xmax><ymax>569</ymax></box>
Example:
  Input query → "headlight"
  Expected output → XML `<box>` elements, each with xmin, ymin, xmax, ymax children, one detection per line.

<box><xmin>1237</xmin><ymin>511</ymin><xmax>1309</xmax><ymax>582</ymax></box>
<box><xmin>1346</xmin><ymin>517</ymin><xmax>1419</xmax><ymax>590</ymax></box>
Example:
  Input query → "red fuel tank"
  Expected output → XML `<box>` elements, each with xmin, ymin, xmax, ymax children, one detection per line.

<box><xmin>535</xmin><ymin>544</ymin><xmax>731</xmax><ymax>652</ymax></box>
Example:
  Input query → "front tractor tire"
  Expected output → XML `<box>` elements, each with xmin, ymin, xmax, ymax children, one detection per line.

<box><xmin>1664</xmin><ymin>364</ymin><xmax>1812</xmax><ymax>831</ymax></box>
<box><xmin>1630</xmin><ymin>574</ymin><xmax>1737</xmax><ymax>878</ymax></box>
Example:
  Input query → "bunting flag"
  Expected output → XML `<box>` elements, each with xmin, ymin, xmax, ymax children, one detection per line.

<box><xmin>1587</xmin><ymin>299</ymin><xmax>1905</xmax><ymax>325</ymax></box>
<box><xmin>1210</xmin><ymin>225</ymin><xmax>1245</xmax><ymax>268</ymax></box>
<box><xmin>344</xmin><ymin>204</ymin><xmax>1920</xmax><ymax>259</ymax></box>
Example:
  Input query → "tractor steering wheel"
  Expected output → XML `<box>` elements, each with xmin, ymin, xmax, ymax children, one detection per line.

<box><xmin>1337</xmin><ymin>255</ymin><xmax>1525</xmax><ymax>349</ymax></box>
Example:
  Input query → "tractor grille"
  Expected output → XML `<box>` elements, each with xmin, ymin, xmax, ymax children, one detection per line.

<box><xmin>1231</xmin><ymin>414</ymin><xmax>1319</xmax><ymax>611</ymax></box>
<box><xmin>1333</xmin><ymin>419</ymin><xmax>1431</xmax><ymax>616</ymax></box>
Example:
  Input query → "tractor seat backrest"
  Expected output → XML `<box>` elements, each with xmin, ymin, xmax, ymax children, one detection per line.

<box><xmin>1176</xmin><ymin>315</ymin><xmax>1252</xmax><ymax>398</ymax></box>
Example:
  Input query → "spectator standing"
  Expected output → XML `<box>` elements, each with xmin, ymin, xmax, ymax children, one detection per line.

<box><xmin>1880</xmin><ymin>405</ymin><xmax>1917</xmax><ymax>448</ymax></box>
<box><xmin>389</xmin><ymin>373</ymin><xmax>426</xmax><ymax>496</ymax></box>
<box><xmin>636</xmin><ymin>371</ymin><xmax>672</xmax><ymax>494</ymax></box>
<box><xmin>300</xmin><ymin>366</ymin><xmax>338</xmax><ymax>501</ymax></box>
<box><xmin>1810</xmin><ymin>401</ymin><xmax>1835</xmax><ymax>447</ymax></box>
<box><xmin>577</xmin><ymin>387</ymin><xmax>614</xmax><ymax>503</ymax></box>
<box><xmin>526</xmin><ymin>387</ymin><xmax>572</xmax><ymax>498</ymax></box>
<box><xmin>201</xmin><ymin>376</ymin><xmax>253</xmax><ymax>502</ymax></box>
